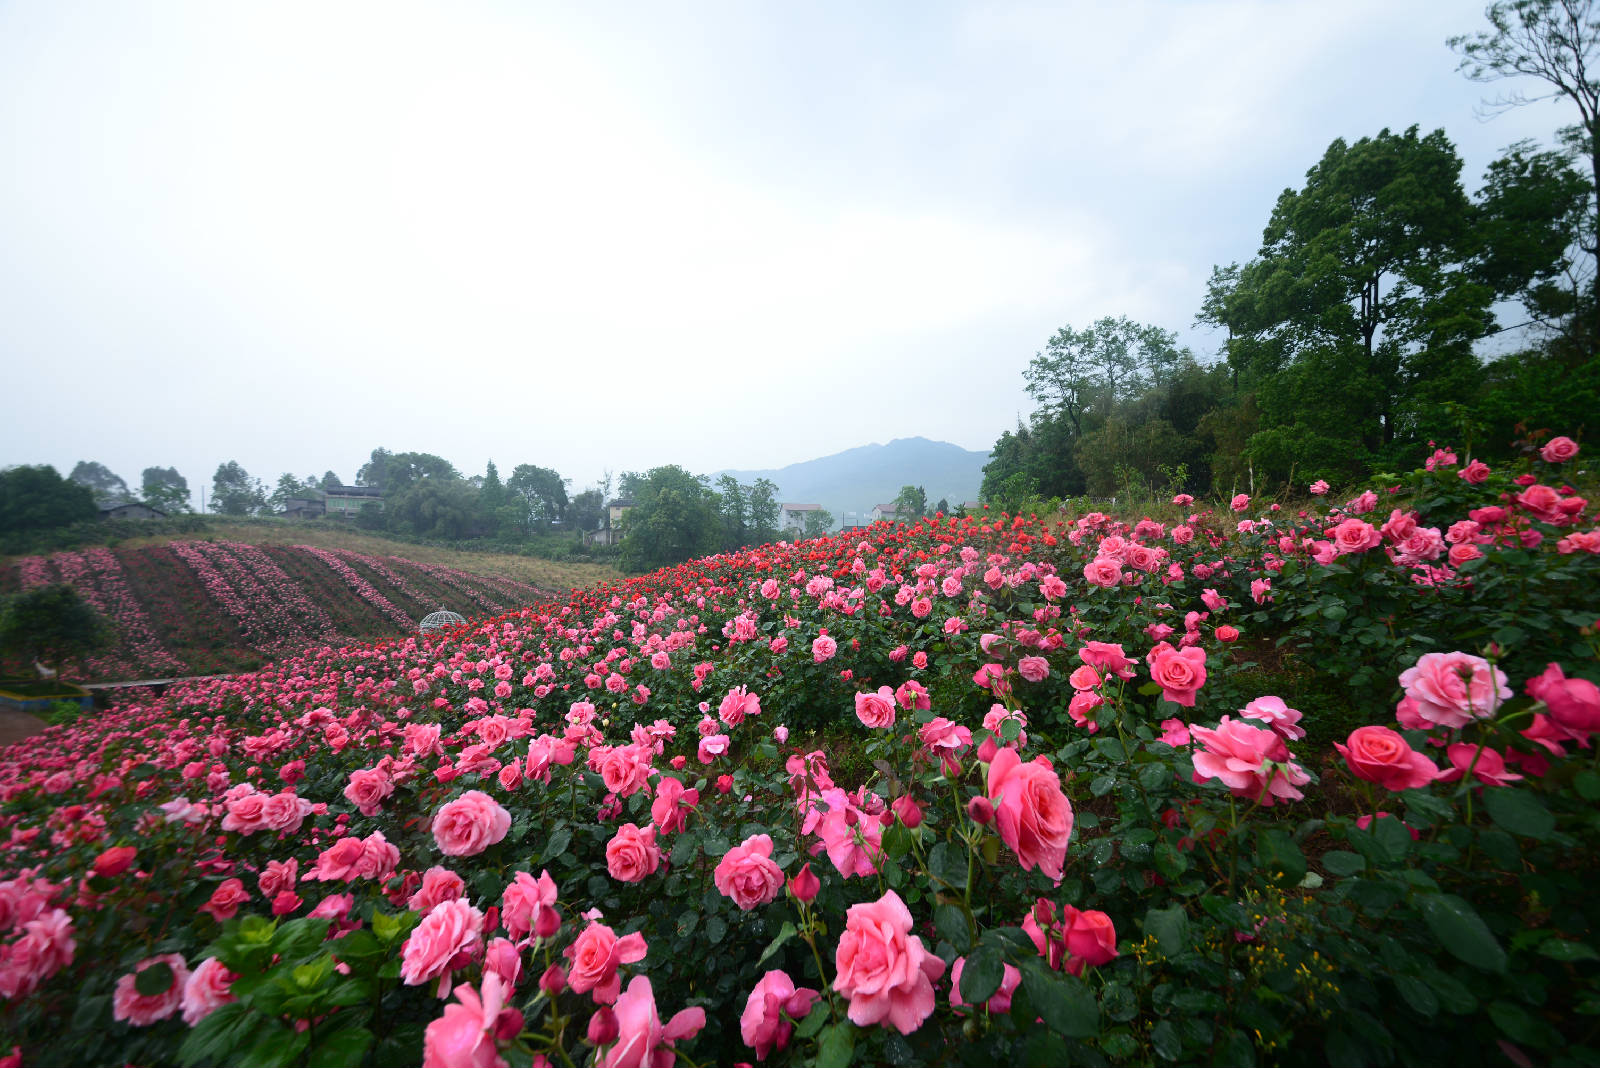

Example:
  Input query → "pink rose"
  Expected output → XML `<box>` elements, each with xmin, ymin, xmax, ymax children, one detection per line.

<box><xmin>599</xmin><ymin>744</ymin><xmax>653</xmax><ymax>798</ymax></box>
<box><xmin>1080</xmin><ymin>641</ymin><xmax>1137</xmax><ymax>679</ymax></box>
<box><xmin>502</xmin><ymin>869</ymin><xmax>561</xmax><ymax>945</ymax></box>
<box><xmin>200</xmin><ymin>878</ymin><xmax>250</xmax><ymax>922</ymax></box>
<box><xmin>1239</xmin><ymin>696</ymin><xmax>1304</xmax><ymax>741</ymax></box>
<box><xmin>741</xmin><ymin>969</ymin><xmax>821</xmax><ymax>1060</ymax></box>
<box><xmin>113</xmin><ymin>953</ymin><xmax>191</xmax><ymax>1026</ymax></box>
<box><xmin>1459</xmin><ymin>459</ymin><xmax>1491</xmax><ymax>483</ymax></box>
<box><xmin>181</xmin><ymin>957</ymin><xmax>238</xmax><ymax>1026</ymax></box>
<box><xmin>1541</xmin><ymin>436</ymin><xmax>1580</xmax><ymax>463</ymax></box>
<box><xmin>1436</xmin><ymin>743</ymin><xmax>1523</xmax><ymax>787</ymax></box>
<box><xmin>432</xmin><ymin>791</ymin><xmax>513</xmax><ymax>857</ymax></box>
<box><xmin>1190</xmin><ymin>717</ymin><xmax>1309</xmax><ymax>805</ymax></box>
<box><xmin>1329</xmin><ymin>518</ymin><xmax>1382</xmax><ymax>556</ymax></box>
<box><xmin>1335</xmin><ymin>726</ymin><xmax>1438</xmax><ymax>791</ymax></box>
<box><xmin>714</xmin><ymin>834</ymin><xmax>786</xmax><ymax>911</ymax></box>
<box><xmin>600</xmin><ymin>975</ymin><xmax>706</xmax><ymax>1068</ymax></box>
<box><xmin>1309</xmin><ymin>479</ymin><xmax>1330</xmax><ymax>495</ymax></box>
<box><xmin>1526</xmin><ymin>662</ymin><xmax>1600</xmax><ymax>737</ymax></box>
<box><xmin>855</xmin><ymin>687</ymin><xmax>897</xmax><ymax>729</ymax></box>
<box><xmin>400</xmin><ymin>898</ymin><xmax>484</xmax><ymax>989</ymax></box>
<box><xmin>409</xmin><ymin>866</ymin><xmax>467</xmax><ymax>917</ymax></box>
<box><xmin>1398</xmin><ymin>651</ymin><xmax>1510</xmax><ymax>729</ymax></box>
<box><xmin>811</xmin><ymin>635</ymin><xmax>837</xmax><ymax>663</ymax></box>
<box><xmin>605</xmin><ymin>823</ymin><xmax>660</xmax><ymax>883</ymax></box>
<box><xmin>1148</xmin><ymin>644</ymin><xmax>1208</xmax><ymax>707</ymax></box>
<box><xmin>565</xmin><ymin>921</ymin><xmax>648</xmax><ymax>1005</ymax></box>
<box><xmin>986</xmin><ymin>747</ymin><xmax>1074</xmax><ymax>881</ymax></box>
<box><xmin>697</xmin><ymin>734</ymin><xmax>730</xmax><ymax>763</ymax></box>
<box><xmin>650</xmin><ymin>776</ymin><xmax>699</xmax><ymax>835</ymax></box>
<box><xmin>949</xmin><ymin>955</ymin><xmax>1021</xmax><ymax>1014</ymax></box>
<box><xmin>1231</xmin><ymin>494</ymin><xmax>1251</xmax><ymax>512</ymax></box>
<box><xmin>260</xmin><ymin>791</ymin><xmax>312</xmax><ymax>833</ymax></box>
<box><xmin>305</xmin><ymin>837</ymin><xmax>367</xmax><ymax>882</ymax></box>
<box><xmin>1082</xmin><ymin>557</ymin><xmax>1122</xmax><ymax>588</ymax></box>
<box><xmin>423</xmin><ymin>974</ymin><xmax>516</xmax><ymax>1068</ymax></box>
<box><xmin>832</xmin><ymin>889</ymin><xmax>946</xmax><ymax>1034</ymax></box>
<box><xmin>1017</xmin><ymin>656</ymin><xmax>1050</xmax><ymax>683</ymax></box>
<box><xmin>1158</xmin><ymin>718</ymin><xmax>1191</xmax><ymax>747</ymax></box>
<box><xmin>343</xmin><ymin>766</ymin><xmax>395</xmax><ymax>816</ymax></box>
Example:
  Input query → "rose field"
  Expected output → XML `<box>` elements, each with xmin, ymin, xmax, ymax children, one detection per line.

<box><xmin>0</xmin><ymin>440</ymin><xmax>1598</xmax><ymax>1067</ymax></box>
<box><xmin>0</xmin><ymin>541</ymin><xmax>550</xmax><ymax>680</ymax></box>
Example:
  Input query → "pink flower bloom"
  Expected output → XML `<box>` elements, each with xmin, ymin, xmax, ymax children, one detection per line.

<box><xmin>811</xmin><ymin>635</ymin><xmax>837</xmax><ymax>663</ymax></box>
<box><xmin>113</xmin><ymin>953</ymin><xmax>191</xmax><ymax>1026</ymax></box>
<box><xmin>1541</xmin><ymin>435</ymin><xmax>1580</xmax><ymax>463</ymax></box>
<box><xmin>1148</xmin><ymin>643</ymin><xmax>1208</xmax><ymax>707</ymax></box>
<box><xmin>1158</xmin><ymin>719</ymin><xmax>1191</xmax><ymax>747</ymax></box>
<box><xmin>401</xmin><ymin>898</ymin><xmax>485</xmax><ymax>990</ymax></box>
<box><xmin>1436</xmin><ymin>743</ymin><xmax>1523</xmax><ymax>787</ymax></box>
<box><xmin>605</xmin><ymin>823</ymin><xmax>660</xmax><ymax>883</ymax></box>
<box><xmin>1024</xmin><ymin>899</ymin><xmax>1120</xmax><ymax>976</ymax></box>
<box><xmin>918</xmin><ymin>718</ymin><xmax>972</xmax><ymax>775</ymax></box>
<box><xmin>409</xmin><ymin>867</ymin><xmax>467</xmax><ymax>917</ymax></box>
<box><xmin>1398</xmin><ymin>652</ymin><xmax>1511</xmax><ymax>729</ymax></box>
<box><xmin>344</xmin><ymin>766</ymin><xmax>395</xmax><ymax>816</ymax></box>
<box><xmin>600</xmin><ymin>975</ymin><xmax>706</xmax><ymax>1068</ymax></box>
<box><xmin>565</xmin><ymin>921</ymin><xmax>648</xmax><ymax>1005</ymax></box>
<box><xmin>741</xmin><ymin>969</ymin><xmax>821</xmax><ymax>1060</ymax></box>
<box><xmin>1459</xmin><ymin>460</ymin><xmax>1491</xmax><ymax>484</ymax></box>
<box><xmin>1230</xmin><ymin>494</ymin><xmax>1251</xmax><ymax>512</ymax></box>
<box><xmin>714</xmin><ymin>834</ymin><xmax>786</xmax><ymax>911</ymax></box>
<box><xmin>949</xmin><ymin>955</ymin><xmax>1021</xmax><ymax>1014</ymax></box>
<box><xmin>1329</xmin><ymin>518</ymin><xmax>1382</xmax><ymax>556</ymax></box>
<box><xmin>423</xmin><ymin>973</ymin><xmax>519</xmax><ymax>1068</ymax></box>
<box><xmin>1309</xmin><ymin>479</ymin><xmax>1330</xmax><ymax>495</ymax></box>
<box><xmin>1239</xmin><ymin>696</ymin><xmax>1304</xmax><ymax>741</ymax></box>
<box><xmin>1335</xmin><ymin>726</ymin><xmax>1438</xmax><ymax>791</ymax></box>
<box><xmin>719</xmin><ymin>686</ymin><xmax>762</xmax><ymax>727</ymax></box>
<box><xmin>697</xmin><ymin>734</ymin><xmax>730</xmax><ymax>763</ymax></box>
<box><xmin>1080</xmin><ymin>641</ymin><xmax>1137</xmax><ymax>679</ymax></box>
<box><xmin>502</xmin><ymin>869</ymin><xmax>561</xmax><ymax>945</ymax></box>
<box><xmin>1525</xmin><ymin>662</ymin><xmax>1600</xmax><ymax>738</ymax></box>
<box><xmin>650</xmin><ymin>776</ymin><xmax>699</xmax><ymax>835</ymax></box>
<box><xmin>1189</xmin><ymin>717</ymin><xmax>1309</xmax><ymax>805</ymax></box>
<box><xmin>986</xmin><ymin>747</ymin><xmax>1074</xmax><ymax>881</ymax></box>
<box><xmin>832</xmin><ymin>890</ymin><xmax>946</xmax><ymax>1034</ymax></box>
<box><xmin>200</xmin><ymin>878</ymin><xmax>250</xmax><ymax>922</ymax></box>
<box><xmin>855</xmin><ymin>687</ymin><xmax>897</xmax><ymax>729</ymax></box>
<box><xmin>1017</xmin><ymin>656</ymin><xmax>1050</xmax><ymax>683</ymax></box>
<box><xmin>1082</xmin><ymin>557</ymin><xmax>1123</xmax><ymax>588</ymax></box>
<box><xmin>432</xmin><ymin>791</ymin><xmax>513</xmax><ymax>858</ymax></box>
<box><xmin>181</xmin><ymin>957</ymin><xmax>238</xmax><ymax>1026</ymax></box>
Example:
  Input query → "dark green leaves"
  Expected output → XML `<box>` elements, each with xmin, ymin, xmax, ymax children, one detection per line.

<box><xmin>1419</xmin><ymin>893</ymin><xmax>1506</xmax><ymax>973</ymax></box>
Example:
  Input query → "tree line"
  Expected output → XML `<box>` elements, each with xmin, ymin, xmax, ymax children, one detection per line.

<box><xmin>983</xmin><ymin>1</ymin><xmax>1600</xmax><ymax>508</ymax></box>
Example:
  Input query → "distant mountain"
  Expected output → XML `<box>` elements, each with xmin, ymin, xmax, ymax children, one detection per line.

<box><xmin>716</xmin><ymin>437</ymin><xmax>990</xmax><ymax>529</ymax></box>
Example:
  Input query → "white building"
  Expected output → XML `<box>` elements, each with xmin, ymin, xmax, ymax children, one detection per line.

<box><xmin>780</xmin><ymin>503</ymin><xmax>823</xmax><ymax>535</ymax></box>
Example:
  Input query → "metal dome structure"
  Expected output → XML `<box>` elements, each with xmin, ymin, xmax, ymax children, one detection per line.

<box><xmin>419</xmin><ymin>609</ymin><xmax>467</xmax><ymax>634</ymax></box>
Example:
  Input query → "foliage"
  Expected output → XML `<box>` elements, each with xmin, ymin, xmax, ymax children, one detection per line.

<box><xmin>0</xmin><ymin>582</ymin><xmax>109</xmax><ymax>673</ymax></box>
<box><xmin>892</xmin><ymin>484</ymin><xmax>928</xmax><ymax>521</ymax></box>
<box><xmin>210</xmin><ymin>463</ymin><xmax>268</xmax><ymax>518</ymax></box>
<box><xmin>140</xmin><ymin>468</ymin><xmax>192</xmax><ymax>515</ymax></box>
<box><xmin>617</xmin><ymin>466</ymin><xmax>722</xmax><ymax>573</ymax></box>
<box><xmin>0</xmin><ymin>465</ymin><xmax>98</xmax><ymax>536</ymax></box>
<box><xmin>69</xmin><ymin>462</ymin><xmax>134</xmax><ymax>508</ymax></box>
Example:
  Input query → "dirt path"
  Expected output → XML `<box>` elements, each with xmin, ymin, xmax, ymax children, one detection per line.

<box><xmin>0</xmin><ymin>709</ymin><xmax>48</xmax><ymax>748</ymax></box>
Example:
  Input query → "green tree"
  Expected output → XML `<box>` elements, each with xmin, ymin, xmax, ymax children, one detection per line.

<box><xmin>892</xmin><ymin>484</ymin><xmax>928</xmax><ymax>520</ymax></box>
<box><xmin>1451</xmin><ymin>0</ymin><xmax>1600</xmax><ymax>333</ymax></box>
<box><xmin>567</xmin><ymin>488</ymin><xmax>605</xmax><ymax>535</ymax></box>
<box><xmin>140</xmin><ymin>467</ymin><xmax>191</xmax><ymax>513</ymax></box>
<box><xmin>506</xmin><ymin>465</ymin><xmax>569</xmax><ymax>531</ymax></box>
<box><xmin>0</xmin><ymin>584</ymin><xmax>109</xmax><ymax>676</ymax></box>
<box><xmin>801</xmin><ymin>507</ymin><xmax>834</xmax><ymax>538</ymax></box>
<box><xmin>1472</xmin><ymin>139</ymin><xmax>1592</xmax><ymax>320</ymax></box>
<box><xmin>747</xmin><ymin>479</ymin><xmax>782</xmax><ymax>544</ymax></box>
<box><xmin>320</xmin><ymin>471</ymin><xmax>342</xmax><ymax>491</ymax></box>
<box><xmin>714</xmin><ymin>475</ymin><xmax>749</xmax><ymax>550</ymax></box>
<box><xmin>617</xmin><ymin>466</ymin><xmax>720</xmax><ymax>573</ymax></box>
<box><xmin>268</xmin><ymin>473</ymin><xmax>322</xmax><ymax>512</ymax></box>
<box><xmin>1217</xmin><ymin>127</ymin><xmax>1493</xmax><ymax>476</ymax></box>
<box><xmin>0</xmin><ymin>465</ymin><xmax>98</xmax><ymax>533</ymax></box>
<box><xmin>69</xmin><ymin>461</ymin><xmax>132</xmax><ymax>507</ymax></box>
<box><xmin>210</xmin><ymin>462</ymin><xmax>267</xmax><ymax>516</ymax></box>
<box><xmin>386</xmin><ymin>478</ymin><xmax>480</xmax><ymax>539</ymax></box>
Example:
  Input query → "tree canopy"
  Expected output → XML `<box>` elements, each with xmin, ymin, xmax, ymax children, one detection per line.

<box><xmin>0</xmin><ymin>584</ymin><xmax>109</xmax><ymax>674</ymax></box>
<box><xmin>0</xmin><ymin>466</ymin><xmax>98</xmax><ymax>534</ymax></box>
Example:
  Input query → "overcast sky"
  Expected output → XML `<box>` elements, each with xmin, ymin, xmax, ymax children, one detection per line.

<box><xmin>0</xmin><ymin>1</ymin><xmax>1572</xmax><ymax>507</ymax></box>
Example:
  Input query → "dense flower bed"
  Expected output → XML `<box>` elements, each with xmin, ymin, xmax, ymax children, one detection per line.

<box><xmin>0</xmin><ymin>440</ymin><xmax>1596</xmax><ymax>1066</ymax></box>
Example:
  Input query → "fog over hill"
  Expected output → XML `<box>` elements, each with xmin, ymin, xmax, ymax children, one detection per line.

<box><xmin>716</xmin><ymin>437</ymin><xmax>990</xmax><ymax>528</ymax></box>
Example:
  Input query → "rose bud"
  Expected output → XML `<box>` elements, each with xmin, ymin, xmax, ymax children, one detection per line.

<box><xmin>891</xmin><ymin>796</ymin><xmax>923</xmax><ymax>829</ymax></box>
<box><xmin>587</xmin><ymin>1007</ymin><xmax>619</xmax><ymax>1046</ymax></box>
<box><xmin>967</xmin><ymin>796</ymin><xmax>996</xmax><ymax>825</ymax></box>
<box><xmin>539</xmin><ymin>964</ymin><xmax>567</xmax><ymax>995</ymax></box>
<box><xmin>788</xmin><ymin>863</ymin><xmax>820</xmax><ymax>904</ymax></box>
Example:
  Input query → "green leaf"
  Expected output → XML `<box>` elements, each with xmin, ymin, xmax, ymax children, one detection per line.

<box><xmin>934</xmin><ymin>904</ymin><xmax>971</xmax><ymax>954</ymax></box>
<box><xmin>670</xmin><ymin>832</ymin><xmax>700</xmax><ymax>865</ymax></box>
<box><xmin>704</xmin><ymin>915</ymin><xmax>728</xmax><ymax>944</ymax></box>
<box><xmin>1539</xmin><ymin>938</ymin><xmax>1600</xmax><ymax>963</ymax></box>
<box><xmin>1321</xmin><ymin>850</ymin><xmax>1365</xmax><ymax>877</ymax></box>
<box><xmin>309</xmin><ymin>1026</ymin><xmax>374</xmax><ymax>1068</ymax></box>
<box><xmin>543</xmin><ymin>826</ymin><xmax>573</xmax><ymax>860</ymax></box>
<box><xmin>882</xmin><ymin>821</ymin><xmax>913</xmax><ymax>860</ymax></box>
<box><xmin>1150</xmin><ymin>1019</ymin><xmax>1182</xmax><ymax>1062</ymax></box>
<box><xmin>1393</xmin><ymin>974</ymin><xmax>1438</xmax><ymax>1016</ymax></box>
<box><xmin>928</xmin><ymin>841</ymin><xmax>968</xmax><ymax>891</ymax></box>
<box><xmin>134</xmin><ymin>960</ymin><xmax>174</xmax><ymax>996</ymax></box>
<box><xmin>1255</xmin><ymin>829</ymin><xmax>1306</xmax><ymax>888</ymax></box>
<box><xmin>1020</xmin><ymin>960</ymin><xmax>1098</xmax><ymax>1037</ymax></box>
<box><xmin>1576</xmin><ymin>770</ymin><xmax>1600</xmax><ymax>801</ymax></box>
<box><xmin>816</xmin><ymin>1023</ymin><xmax>855</xmax><ymax>1068</ymax></box>
<box><xmin>1143</xmin><ymin>904</ymin><xmax>1189</xmax><ymax>958</ymax></box>
<box><xmin>177</xmin><ymin>1003</ymin><xmax>255</xmax><ymax>1068</ymax></box>
<box><xmin>960</xmin><ymin>946</ymin><xmax>1005</xmax><ymax>1005</ymax></box>
<box><xmin>1484</xmin><ymin>787</ymin><xmax>1555</xmax><ymax>840</ymax></box>
<box><xmin>1019</xmin><ymin>1030</ymin><xmax>1072</xmax><ymax>1067</ymax></box>
<box><xmin>794</xmin><ymin>1004</ymin><xmax>827</xmax><ymax>1039</ymax></box>
<box><xmin>757</xmin><ymin>922</ymin><xmax>797</xmax><ymax>967</ymax></box>
<box><xmin>1419</xmin><ymin>893</ymin><xmax>1507</xmax><ymax>973</ymax></box>
<box><xmin>1138</xmin><ymin>682</ymin><xmax>1163</xmax><ymax>697</ymax></box>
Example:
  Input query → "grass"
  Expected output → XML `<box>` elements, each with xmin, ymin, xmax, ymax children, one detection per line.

<box><xmin>106</xmin><ymin>522</ymin><xmax>624</xmax><ymax>593</ymax></box>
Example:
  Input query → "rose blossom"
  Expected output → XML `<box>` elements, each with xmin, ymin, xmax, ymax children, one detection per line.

<box><xmin>422</xmin><ymin>973</ymin><xmax>518</xmax><ymax>1068</ymax></box>
<box><xmin>650</xmin><ymin>776</ymin><xmax>699</xmax><ymax>835</ymax></box>
<box><xmin>181</xmin><ymin>957</ymin><xmax>238</xmax><ymax>1026</ymax></box>
<box><xmin>1525</xmin><ymin>662</ymin><xmax>1600</xmax><ymax>738</ymax></box>
<box><xmin>811</xmin><ymin>635</ymin><xmax>837</xmax><ymax>663</ymax></box>
<box><xmin>949</xmin><ymin>956</ymin><xmax>1021</xmax><ymax>1014</ymax></box>
<box><xmin>741</xmin><ymin>969</ymin><xmax>821</xmax><ymax>1060</ymax></box>
<box><xmin>986</xmin><ymin>747</ymin><xmax>1074</xmax><ymax>881</ymax></box>
<box><xmin>1080</xmin><ymin>641</ymin><xmax>1137</xmax><ymax>679</ymax></box>
<box><xmin>601</xmin><ymin>975</ymin><xmax>706</xmax><ymax>1068</ymax></box>
<box><xmin>343</xmin><ymin>766</ymin><xmax>395</xmax><ymax>816</ymax></box>
<box><xmin>832</xmin><ymin>889</ymin><xmax>946</xmax><ymax>1034</ymax></box>
<box><xmin>1398</xmin><ymin>651</ymin><xmax>1511</xmax><ymax>729</ymax></box>
<box><xmin>432</xmin><ymin>791</ymin><xmax>513</xmax><ymax>857</ymax></box>
<box><xmin>714</xmin><ymin>834</ymin><xmax>786</xmax><ymax>911</ymax></box>
<box><xmin>113</xmin><ymin>953</ymin><xmax>192</xmax><ymax>1026</ymax></box>
<box><xmin>409</xmin><ymin>866</ymin><xmax>467</xmax><ymax>916</ymax></box>
<box><xmin>1189</xmin><ymin>717</ymin><xmax>1309</xmax><ymax>805</ymax></box>
<box><xmin>1239</xmin><ymin>696</ymin><xmax>1305</xmax><ymax>741</ymax></box>
<box><xmin>200</xmin><ymin>878</ymin><xmax>250</xmax><ymax>922</ymax></box>
<box><xmin>565</xmin><ymin>921</ymin><xmax>648</xmax><ymax>1005</ymax></box>
<box><xmin>401</xmin><ymin>898</ymin><xmax>485</xmax><ymax>990</ymax></box>
<box><xmin>1148</xmin><ymin>643</ymin><xmax>1208</xmax><ymax>707</ymax></box>
<box><xmin>502</xmin><ymin>869</ymin><xmax>560</xmax><ymax>944</ymax></box>
<box><xmin>1541</xmin><ymin>435</ymin><xmax>1580</xmax><ymax>463</ymax></box>
<box><xmin>605</xmin><ymin>823</ymin><xmax>660</xmax><ymax>883</ymax></box>
<box><xmin>1335</xmin><ymin>726</ymin><xmax>1438</xmax><ymax>791</ymax></box>
<box><xmin>855</xmin><ymin>687</ymin><xmax>897</xmax><ymax>729</ymax></box>
<box><xmin>1436</xmin><ymin>743</ymin><xmax>1523</xmax><ymax>787</ymax></box>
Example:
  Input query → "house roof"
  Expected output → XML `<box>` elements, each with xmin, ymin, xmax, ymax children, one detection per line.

<box><xmin>326</xmin><ymin>486</ymin><xmax>384</xmax><ymax>498</ymax></box>
<box><xmin>781</xmin><ymin>503</ymin><xmax>821</xmax><ymax>511</ymax></box>
<box><xmin>873</xmin><ymin>503</ymin><xmax>898</xmax><ymax>513</ymax></box>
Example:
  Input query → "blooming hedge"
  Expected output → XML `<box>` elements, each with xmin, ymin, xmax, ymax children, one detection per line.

<box><xmin>0</xmin><ymin>438</ymin><xmax>1597</xmax><ymax>1066</ymax></box>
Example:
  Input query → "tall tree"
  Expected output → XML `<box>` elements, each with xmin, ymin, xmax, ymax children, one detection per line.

<box><xmin>802</xmin><ymin>507</ymin><xmax>835</xmax><ymax>538</ymax></box>
<box><xmin>747</xmin><ymin>478</ymin><xmax>782</xmax><ymax>543</ymax></box>
<box><xmin>1451</xmin><ymin>0</ymin><xmax>1600</xmax><ymax>334</ymax></box>
<box><xmin>268</xmin><ymin>473</ymin><xmax>321</xmax><ymax>512</ymax></box>
<box><xmin>567</xmin><ymin>488</ymin><xmax>605</xmax><ymax>534</ymax></box>
<box><xmin>69</xmin><ymin>461</ymin><xmax>132</xmax><ymax>507</ymax></box>
<box><xmin>211</xmin><ymin>462</ymin><xmax>267</xmax><ymax>516</ymax></box>
<box><xmin>320</xmin><ymin>471</ymin><xmax>342</xmax><ymax>490</ymax></box>
<box><xmin>140</xmin><ymin>467</ymin><xmax>191</xmax><ymax>513</ymax></box>
<box><xmin>0</xmin><ymin>465</ymin><xmax>97</xmax><ymax>533</ymax></box>
<box><xmin>0</xmin><ymin>584</ymin><xmax>108</xmax><ymax>676</ymax></box>
<box><xmin>506</xmin><ymin>465</ymin><xmax>569</xmax><ymax>531</ymax></box>
<box><xmin>617</xmin><ymin>466</ymin><xmax>720</xmax><ymax>573</ymax></box>
<box><xmin>892</xmin><ymin>485</ymin><xmax>928</xmax><ymax>520</ymax></box>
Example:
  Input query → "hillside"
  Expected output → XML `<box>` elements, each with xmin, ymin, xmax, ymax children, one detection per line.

<box><xmin>0</xmin><ymin>533</ymin><xmax>618</xmax><ymax>682</ymax></box>
<box><xmin>715</xmin><ymin>436</ymin><xmax>990</xmax><ymax>525</ymax></box>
